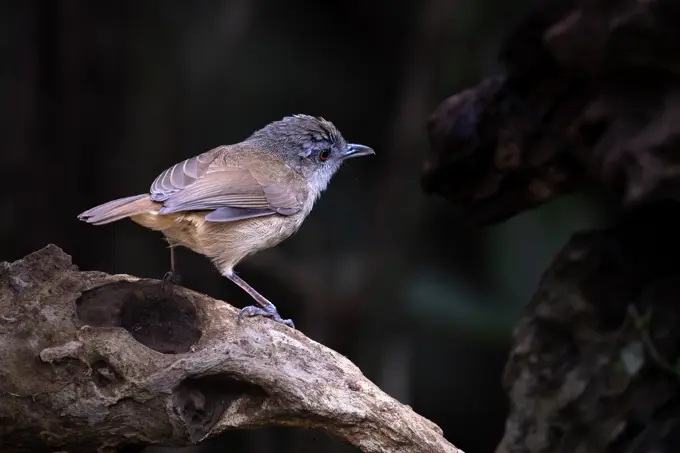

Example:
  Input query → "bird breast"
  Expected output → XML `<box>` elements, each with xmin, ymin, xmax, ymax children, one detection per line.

<box><xmin>199</xmin><ymin>210</ymin><xmax>308</xmax><ymax>271</ymax></box>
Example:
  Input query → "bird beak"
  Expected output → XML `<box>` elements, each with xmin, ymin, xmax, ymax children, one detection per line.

<box><xmin>342</xmin><ymin>143</ymin><xmax>376</xmax><ymax>160</ymax></box>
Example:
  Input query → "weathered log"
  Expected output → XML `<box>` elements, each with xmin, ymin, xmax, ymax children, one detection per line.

<box><xmin>0</xmin><ymin>245</ymin><xmax>462</xmax><ymax>453</ymax></box>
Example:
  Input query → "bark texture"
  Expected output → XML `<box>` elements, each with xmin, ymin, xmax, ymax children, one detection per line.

<box><xmin>497</xmin><ymin>202</ymin><xmax>680</xmax><ymax>453</ymax></box>
<box><xmin>0</xmin><ymin>245</ymin><xmax>462</xmax><ymax>453</ymax></box>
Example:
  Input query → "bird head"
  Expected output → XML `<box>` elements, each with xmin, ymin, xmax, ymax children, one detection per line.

<box><xmin>247</xmin><ymin>114</ymin><xmax>375</xmax><ymax>194</ymax></box>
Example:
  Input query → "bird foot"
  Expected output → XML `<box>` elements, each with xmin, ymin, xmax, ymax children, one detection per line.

<box><xmin>237</xmin><ymin>303</ymin><xmax>295</xmax><ymax>329</ymax></box>
<box><xmin>161</xmin><ymin>270</ymin><xmax>182</xmax><ymax>292</ymax></box>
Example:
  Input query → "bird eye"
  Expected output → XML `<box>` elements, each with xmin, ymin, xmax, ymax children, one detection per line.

<box><xmin>319</xmin><ymin>149</ymin><xmax>331</xmax><ymax>161</ymax></box>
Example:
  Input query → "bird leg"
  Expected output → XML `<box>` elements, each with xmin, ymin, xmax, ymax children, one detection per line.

<box><xmin>224</xmin><ymin>270</ymin><xmax>295</xmax><ymax>328</ymax></box>
<box><xmin>161</xmin><ymin>246</ymin><xmax>182</xmax><ymax>291</ymax></box>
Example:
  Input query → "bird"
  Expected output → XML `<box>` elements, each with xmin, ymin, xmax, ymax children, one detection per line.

<box><xmin>77</xmin><ymin>114</ymin><xmax>375</xmax><ymax>328</ymax></box>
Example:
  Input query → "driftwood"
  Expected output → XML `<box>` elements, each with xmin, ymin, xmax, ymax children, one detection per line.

<box><xmin>0</xmin><ymin>245</ymin><xmax>462</xmax><ymax>453</ymax></box>
<box><xmin>423</xmin><ymin>0</ymin><xmax>680</xmax><ymax>452</ymax></box>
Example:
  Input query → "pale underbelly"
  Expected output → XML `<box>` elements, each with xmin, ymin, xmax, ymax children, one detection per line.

<box><xmin>132</xmin><ymin>210</ymin><xmax>305</xmax><ymax>271</ymax></box>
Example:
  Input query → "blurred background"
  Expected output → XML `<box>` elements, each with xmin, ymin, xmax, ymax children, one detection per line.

<box><xmin>1</xmin><ymin>0</ymin><xmax>613</xmax><ymax>452</ymax></box>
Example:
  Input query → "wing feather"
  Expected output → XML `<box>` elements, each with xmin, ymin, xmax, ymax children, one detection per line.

<box><xmin>148</xmin><ymin>146</ymin><xmax>308</xmax><ymax>219</ymax></box>
<box><xmin>204</xmin><ymin>207</ymin><xmax>275</xmax><ymax>222</ymax></box>
<box><xmin>149</xmin><ymin>148</ymin><xmax>220</xmax><ymax>201</ymax></box>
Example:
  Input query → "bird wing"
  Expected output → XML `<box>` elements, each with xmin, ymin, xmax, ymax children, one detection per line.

<box><xmin>149</xmin><ymin>146</ymin><xmax>308</xmax><ymax>219</ymax></box>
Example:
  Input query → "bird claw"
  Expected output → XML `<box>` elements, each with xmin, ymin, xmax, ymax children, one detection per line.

<box><xmin>161</xmin><ymin>270</ymin><xmax>182</xmax><ymax>292</ymax></box>
<box><xmin>237</xmin><ymin>304</ymin><xmax>295</xmax><ymax>329</ymax></box>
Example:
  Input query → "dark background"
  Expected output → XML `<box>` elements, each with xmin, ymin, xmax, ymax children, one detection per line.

<box><xmin>1</xmin><ymin>1</ymin><xmax>611</xmax><ymax>452</ymax></box>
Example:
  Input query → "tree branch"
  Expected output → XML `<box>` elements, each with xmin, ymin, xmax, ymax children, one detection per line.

<box><xmin>0</xmin><ymin>245</ymin><xmax>462</xmax><ymax>453</ymax></box>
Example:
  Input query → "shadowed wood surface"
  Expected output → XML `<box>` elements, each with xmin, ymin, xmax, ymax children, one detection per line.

<box><xmin>0</xmin><ymin>245</ymin><xmax>462</xmax><ymax>453</ymax></box>
<box><xmin>422</xmin><ymin>1</ymin><xmax>680</xmax><ymax>452</ymax></box>
<box><xmin>496</xmin><ymin>202</ymin><xmax>680</xmax><ymax>453</ymax></box>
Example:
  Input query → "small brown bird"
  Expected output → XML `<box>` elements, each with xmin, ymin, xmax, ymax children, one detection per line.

<box><xmin>77</xmin><ymin>114</ymin><xmax>374</xmax><ymax>328</ymax></box>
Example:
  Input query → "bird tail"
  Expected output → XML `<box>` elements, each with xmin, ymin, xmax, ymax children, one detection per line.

<box><xmin>77</xmin><ymin>194</ymin><xmax>160</xmax><ymax>225</ymax></box>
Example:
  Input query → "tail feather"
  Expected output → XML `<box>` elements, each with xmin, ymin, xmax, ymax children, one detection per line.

<box><xmin>78</xmin><ymin>194</ymin><xmax>160</xmax><ymax>225</ymax></box>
